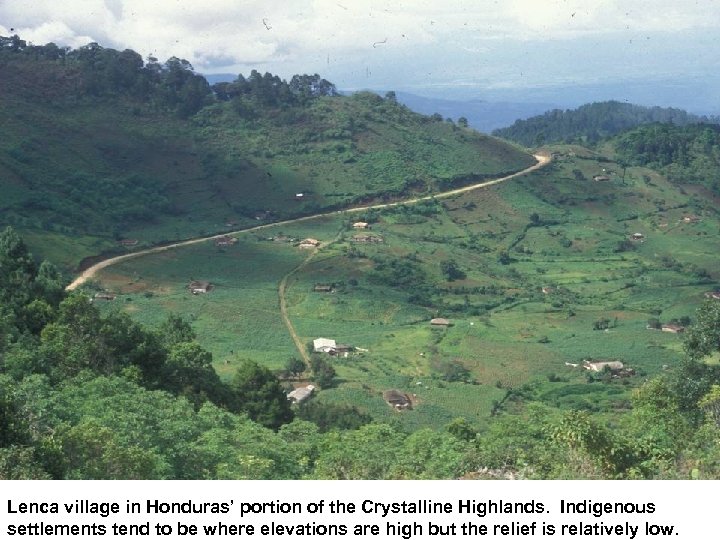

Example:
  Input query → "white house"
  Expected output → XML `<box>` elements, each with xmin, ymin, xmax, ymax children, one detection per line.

<box><xmin>313</xmin><ymin>338</ymin><xmax>337</xmax><ymax>353</ymax></box>
<box><xmin>287</xmin><ymin>385</ymin><xmax>315</xmax><ymax>404</ymax></box>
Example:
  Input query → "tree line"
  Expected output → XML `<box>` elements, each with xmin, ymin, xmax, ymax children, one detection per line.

<box><xmin>492</xmin><ymin>101</ymin><xmax>719</xmax><ymax>147</ymax></box>
<box><xmin>0</xmin><ymin>34</ymin><xmax>336</xmax><ymax>118</ymax></box>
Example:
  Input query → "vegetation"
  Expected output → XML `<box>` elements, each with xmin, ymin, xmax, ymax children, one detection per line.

<box><xmin>0</xmin><ymin>227</ymin><xmax>479</xmax><ymax>479</ymax></box>
<box><xmin>3</xmin><ymin>36</ymin><xmax>720</xmax><ymax>479</ymax></box>
<box><xmin>85</xmin><ymin>137</ymin><xmax>720</xmax><ymax>478</ymax></box>
<box><xmin>493</xmin><ymin>101</ymin><xmax>718</xmax><ymax>146</ymax></box>
<box><xmin>614</xmin><ymin>123</ymin><xmax>720</xmax><ymax>191</ymax></box>
<box><xmin>0</xmin><ymin>36</ymin><xmax>533</xmax><ymax>269</ymax></box>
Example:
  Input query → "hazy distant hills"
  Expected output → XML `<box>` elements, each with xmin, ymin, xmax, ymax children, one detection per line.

<box><xmin>392</xmin><ymin>92</ymin><xmax>558</xmax><ymax>133</ymax></box>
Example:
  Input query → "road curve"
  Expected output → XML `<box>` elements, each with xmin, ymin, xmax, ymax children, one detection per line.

<box><xmin>66</xmin><ymin>153</ymin><xmax>551</xmax><ymax>291</ymax></box>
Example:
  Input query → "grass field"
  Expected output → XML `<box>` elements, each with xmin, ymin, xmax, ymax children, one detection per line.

<box><xmin>91</xmin><ymin>145</ymin><xmax>720</xmax><ymax>432</ymax></box>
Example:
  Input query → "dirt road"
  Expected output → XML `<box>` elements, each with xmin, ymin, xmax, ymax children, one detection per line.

<box><xmin>66</xmin><ymin>153</ymin><xmax>550</xmax><ymax>291</ymax></box>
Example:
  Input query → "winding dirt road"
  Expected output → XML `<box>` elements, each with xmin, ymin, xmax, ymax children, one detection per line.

<box><xmin>66</xmin><ymin>153</ymin><xmax>551</xmax><ymax>291</ymax></box>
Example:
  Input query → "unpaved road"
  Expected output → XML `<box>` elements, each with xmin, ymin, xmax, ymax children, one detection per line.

<box><xmin>66</xmin><ymin>153</ymin><xmax>551</xmax><ymax>291</ymax></box>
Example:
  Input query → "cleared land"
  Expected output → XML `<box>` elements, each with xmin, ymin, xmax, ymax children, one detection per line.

<box><xmin>89</xmin><ymin>146</ymin><xmax>719</xmax><ymax>431</ymax></box>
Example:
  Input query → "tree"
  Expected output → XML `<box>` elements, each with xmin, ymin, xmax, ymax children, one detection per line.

<box><xmin>440</xmin><ymin>259</ymin><xmax>466</xmax><ymax>281</ymax></box>
<box><xmin>447</xmin><ymin>417</ymin><xmax>477</xmax><ymax>442</ymax></box>
<box><xmin>163</xmin><ymin>342</ymin><xmax>223</xmax><ymax>407</ymax></box>
<box><xmin>230</xmin><ymin>360</ymin><xmax>293</xmax><ymax>430</ymax></box>
<box><xmin>684</xmin><ymin>301</ymin><xmax>720</xmax><ymax>360</ymax></box>
<box><xmin>457</xmin><ymin>117</ymin><xmax>468</xmax><ymax>128</ymax></box>
<box><xmin>497</xmin><ymin>251</ymin><xmax>512</xmax><ymax>265</ymax></box>
<box><xmin>157</xmin><ymin>314</ymin><xmax>196</xmax><ymax>348</ymax></box>
<box><xmin>310</xmin><ymin>357</ymin><xmax>336</xmax><ymax>388</ymax></box>
<box><xmin>284</xmin><ymin>357</ymin><xmax>306</xmax><ymax>378</ymax></box>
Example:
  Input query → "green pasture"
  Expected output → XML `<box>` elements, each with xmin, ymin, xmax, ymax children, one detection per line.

<box><xmin>91</xmin><ymin>149</ymin><xmax>719</xmax><ymax>432</ymax></box>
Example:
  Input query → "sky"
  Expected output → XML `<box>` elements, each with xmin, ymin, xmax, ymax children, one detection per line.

<box><xmin>2</xmin><ymin>1</ymin><xmax>720</xmax><ymax>110</ymax></box>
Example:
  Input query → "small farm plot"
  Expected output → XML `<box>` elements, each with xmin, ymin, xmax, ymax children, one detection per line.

<box><xmin>94</xmin><ymin>235</ymin><xmax>307</xmax><ymax>374</ymax></box>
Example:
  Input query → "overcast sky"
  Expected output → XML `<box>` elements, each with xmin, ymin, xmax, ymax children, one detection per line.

<box><xmin>2</xmin><ymin>1</ymin><xmax>719</xmax><ymax>107</ymax></box>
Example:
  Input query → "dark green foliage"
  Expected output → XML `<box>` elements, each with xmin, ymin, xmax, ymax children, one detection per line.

<box><xmin>369</xmin><ymin>256</ymin><xmax>429</xmax><ymax>289</ymax></box>
<box><xmin>162</xmin><ymin>342</ymin><xmax>225</xmax><ymax>409</ymax></box>
<box><xmin>297</xmin><ymin>402</ymin><xmax>372</xmax><ymax>432</ymax></box>
<box><xmin>230</xmin><ymin>359</ymin><xmax>294</xmax><ymax>429</ymax></box>
<box><xmin>615</xmin><ymin>123</ymin><xmax>720</xmax><ymax>189</ymax></box>
<box><xmin>157</xmin><ymin>314</ymin><xmax>196</xmax><ymax>348</ymax></box>
<box><xmin>593</xmin><ymin>317</ymin><xmax>611</xmax><ymax>330</ymax></box>
<box><xmin>684</xmin><ymin>300</ymin><xmax>720</xmax><ymax>360</ymax></box>
<box><xmin>435</xmin><ymin>360</ymin><xmax>472</xmax><ymax>383</ymax></box>
<box><xmin>310</xmin><ymin>357</ymin><xmax>336</xmax><ymax>388</ymax></box>
<box><xmin>284</xmin><ymin>356</ymin><xmax>306</xmax><ymax>378</ymax></box>
<box><xmin>446</xmin><ymin>417</ymin><xmax>478</xmax><ymax>441</ymax></box>
<box><xmin>440</xmin><ymin>259</ymin><xmax>466</xmax><ymax>281</ymax></box>
<box><xmin>493</xmin><ymin>100</ymin><xmax>717</xmax><ymax>147</ymax></box>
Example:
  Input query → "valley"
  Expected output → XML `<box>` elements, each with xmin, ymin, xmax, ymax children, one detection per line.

<box><xmin>85</xmin><ymin>145</ymin><xmax>719</xmax><ymax>432</ymax></box>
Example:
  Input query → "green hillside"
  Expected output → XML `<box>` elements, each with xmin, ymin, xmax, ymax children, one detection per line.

<box><xmin>612</xmin><ymin>123</ymin><xmax>720</xmax><ymax>192</ymax></box>
<box><xmin>0</xmin><ymin>38</ymin><xmax>533</xmax><ymax>269</ymax></box>
<box><xmin>89</xmin><ymin>143</ymin><xmax>720</xmax><ymax>466</ymax></box>
<box><xmin>493</xmin><ymin>100</ymin><xmax>717</xmax><ymax>147</ymax></box>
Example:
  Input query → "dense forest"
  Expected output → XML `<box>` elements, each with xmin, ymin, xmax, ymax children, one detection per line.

<box><xmin>2</xmin><ymin>226</ymin><xmax>720</xmax><ymax>479</ymax></box>
<box><xmin>493</xmin><ymin>101</ymin><xmax>718</xmax><ymax>147</ymax></box>
<box><xmin>614</xmin><ymin>123</ymin><xmax>720</xmax><ymax>191</ymax></box>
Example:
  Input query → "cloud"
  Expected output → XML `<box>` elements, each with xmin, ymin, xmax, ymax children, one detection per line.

<box><xmin>1</xmin><ymin>0</ymin><xmax>718</xmax><ymax>95</ymax></box>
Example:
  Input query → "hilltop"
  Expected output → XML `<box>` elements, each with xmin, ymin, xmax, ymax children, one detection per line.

<box><xmin>493</xmin><ymin>101</ymin><xmax>718</xmax><ymax>147</ymax></box>
<box><xmin>0</xmin><ymin>37</ymin><xmax>534</xmax><ymax>269</ymax></box>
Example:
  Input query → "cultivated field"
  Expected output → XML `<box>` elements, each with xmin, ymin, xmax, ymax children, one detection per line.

<box><xmin>91</xmin><ymin>146</ymin><xmax>719</xmax><ymax>431</ymax></box>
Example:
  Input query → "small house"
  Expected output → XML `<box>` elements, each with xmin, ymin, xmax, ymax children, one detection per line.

<box><xmin>705</xmin><ymin>290</ymin><xmax>720</xmax><ymax>300</ymax></box>
<box><xmin>593</xmin><ymin>175</ymin><xmax>611</xmax><ymax>182</ymax></box>
<box><xmin>630</xmin><ymin>232</ymin><xmax>645</xmax><ymax>241</ymax></box>
<box><xmin>215</xmin><ymin>235</ymin><xmax>238</xmax><ymax>247</ymax></box>
<box><xmin>583</xmin><ymin>360</ymin><xmax>624</xmax><ymax>372</ymax></box>
<box><xmin>313</xmin><ymin>338</ymin><xmax>337</xmax><ymax>354</ymax></box>
<box><xmin>353</xmin><ymin>222</ymin><xmax>370</xmax><ymax>229</ymax></box>
<box><xmin>682</xmin><ymin>215</ymin><xmax>700</xmax><ymax>223</ymax></box>
<box><xmin>430</xmin><ymin>318</ymin><xmax>451</xmax><ymax>327</ymax></box>
<box><xmin>118</xmin><ymin>239</ymin><xmax>138</xmax><ymax>247</ymax></box>
<box><xmin>299</xmin><ymin>238</ymin><xmax>320</xmax><ymax>249</ymax></box>
<box><xmin>295</xmin><ymin>193</ymin><xmax>305</xmax><ymax>200</ymax></box>
<box><xmin>332</xmin><ymin>344</ymin><xmax>353</xmax><ymax>356</ymax></box>
<box><xmin>313</xmin><ymin>284</ymin><xmax>334</xmax><ymax>293</ymax></box>
<box><xmin>383</xmin><ymin>389</ymin><xmax>412</xmax><ymax>410</ymax></box>
<box><xmin>541</xmin><ymin>286</ymin><xmax>554</xmax><ymax>295</ymax></box>
<box><xmin>287</xmin><ymin>385</ymin><xmax>315</xmax><ymax>404</ymax></box>
<box><xmin>93</xmin><ymin>292</ymin><xmax>116</xmax><ymax>301</ymax></box>
<box><xmin>188</xmin><ymin>280</ymin><xmax>212</xmax><ymax>294</ymax></box>
<box><xmin>661</xmin><ymin>324</ymin><xmax>685</xmax><ymax>334</ymax></box>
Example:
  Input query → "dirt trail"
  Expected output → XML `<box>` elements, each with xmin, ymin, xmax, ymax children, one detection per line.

<box><xmin>278</xmin><ymin>229</ymin><xmax>345</xmax><ymax>368</ymax></box>
<box><xmin>66</xmin><ymin>153</ymin><xmax>551</xmax><ymax>291</ymax></box>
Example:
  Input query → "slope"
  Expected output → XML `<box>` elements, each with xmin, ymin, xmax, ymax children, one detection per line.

<box><xmin>493</xmin><ymin>101</ymin><xmax>718</xmax><ymax>147</ymax></box>
<box><xmin>0</xmin><ymin>40</ymin><xmax>534</xmax><ymax>270</ymax></box>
